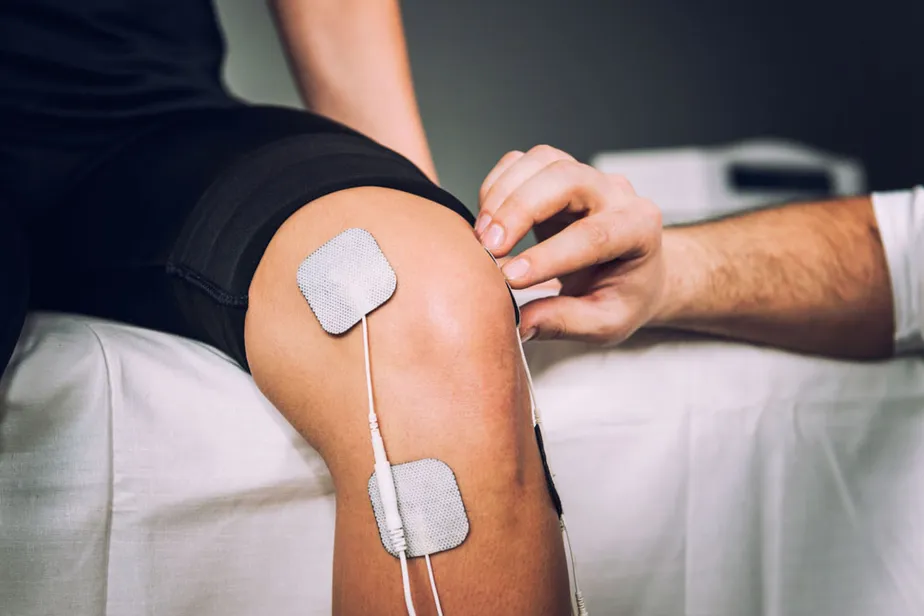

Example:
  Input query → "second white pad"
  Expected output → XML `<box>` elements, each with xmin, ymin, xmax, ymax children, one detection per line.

<box><xmin>369</xmin><ymin>458</ymin><xmax>470</xmax><ymax>558</ymax></box>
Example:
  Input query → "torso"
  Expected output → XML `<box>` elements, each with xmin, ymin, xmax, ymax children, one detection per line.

<box><xmin>0</xmin><ymin>0</ymin><xmax>240</xmax><ymax>211</ymax></box>
<box><xmin>0</xmin><ymin>0</ymin><xmax>235</xmax><ymax>132</ymax></box>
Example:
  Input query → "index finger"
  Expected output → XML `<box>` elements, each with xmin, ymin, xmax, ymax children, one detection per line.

<box><xmin>500</xmin><ymin>212</ymin><xmax>628</xmax><ymax>288</ymax></box>
<box><xmin>478</xmin><ymin>150</ymin><xmax>524</xmax><ymax>210</ymax></box>
<box><xmin>481</xmin><ymin>159</ymin><xmax>611</xmax><ymax>257</ymax></box>
<box><xmin>501</xmin><ymin>195</ymin><xmax>661</xmax><ymax>288</ymax></box>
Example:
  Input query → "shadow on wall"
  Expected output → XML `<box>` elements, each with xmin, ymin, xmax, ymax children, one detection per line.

<box><xmin>216</xmin><ymin>0</ymin><xmax>922</xmax><ymax>211</ymax></box>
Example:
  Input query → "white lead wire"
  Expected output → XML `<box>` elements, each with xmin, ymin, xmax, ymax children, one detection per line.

<box><xmin>362</xmin><ymin>315</ymin><xmax>417</xmax><ymax>616</ymax></box>
<box><xmin>362</xmin><ymin>315</ymin><xmax>377</xmax><ymax>427</ymax></box>
<box><xmin>516</xmin><ymin>330</ymin><xmax>588</xmax><ymax>615</ymax></box>
<box><xmin>515</xmin><ymin>330</ymin><xmax>540</xmax><ymax>426</ymax></box>
<box><xmin>399</xmin><ymin>551</ymin><xmax>417</xmax><ymax>616</ymax></box>
<box><xmin>425</xmin><ymin>554</ymin><xmax>445</xmax><ymax>616</ymax></box>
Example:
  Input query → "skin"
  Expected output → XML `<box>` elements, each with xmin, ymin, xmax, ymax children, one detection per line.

<box><xmin>476</xmin><ymin>145</ymin><xmax>894</xmax><ymax>361</ymax></box>
<box><xmin>270</xmin><ymin>0</ymin><xmax>438</xmax><ymax>182</ymax></box>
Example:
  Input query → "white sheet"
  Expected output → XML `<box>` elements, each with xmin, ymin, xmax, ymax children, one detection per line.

<box><xmin>2</xmin><ymin>312</ymin><xmax>924</xmax><ymax>615</ymax></box>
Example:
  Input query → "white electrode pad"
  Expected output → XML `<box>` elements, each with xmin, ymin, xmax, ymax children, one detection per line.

<box><xmin>297</xmin><ymin>228</ymin><xmax>397</xmax><ymax>334</ymax></box>
<box><xmin>369</xmin><ymin>458</ymin><xmax>470</xmax><ymax>558</ymax></box>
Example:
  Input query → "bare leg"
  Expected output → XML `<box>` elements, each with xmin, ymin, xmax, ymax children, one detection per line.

<box><xmin>245</xmin><ymin>187</ymin><xmax>570</xmax><ymax>615</ymax></box>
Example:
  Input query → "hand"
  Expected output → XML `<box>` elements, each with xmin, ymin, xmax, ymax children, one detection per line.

<box><xmin>475</xmin><ymin>145</ymin><xmax>665</xmax><ymax>343</ymax></box>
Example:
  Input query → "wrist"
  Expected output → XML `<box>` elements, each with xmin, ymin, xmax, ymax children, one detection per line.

<box><xmin>649</xmin><ymin>227</ymin><xmax>712</xmax><ymax>327</ymax></box>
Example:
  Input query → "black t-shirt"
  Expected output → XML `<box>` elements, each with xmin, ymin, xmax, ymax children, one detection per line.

<box><xmin>0</xmin><ymin>0</ymin><xmax>243</xmax><ymax>211</ymax></box>
<box><xmin>0</xmin><ymin>0</ymin><xmax>237</xmax><ymax>138</ymax></box>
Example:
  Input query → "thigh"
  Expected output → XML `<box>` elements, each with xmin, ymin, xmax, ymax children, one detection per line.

<box><xmin>0</xmin><ymin>206</ymin><xmax>29</xmax><ymax>378</ymax></box>
<box><xmin>28</xmin><ymin>105</ymin><xmax>473</xmax><ymax>368</ymax></box>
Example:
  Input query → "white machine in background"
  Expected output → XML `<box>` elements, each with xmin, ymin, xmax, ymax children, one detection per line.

<box><xmin>591</xmin><ymin>139</ymin><xmax>866</xmax><ymax>226</ymax></box>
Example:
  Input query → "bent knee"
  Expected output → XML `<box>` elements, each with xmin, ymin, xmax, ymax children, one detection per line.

<box><xmin>245</xmin><ymin>187</ymin><xmax>528</xmax><ymax>471</ymax></box>
<box><xmin>373</xmin><ymin>233</ymin><xmax>520</xmax><ymax>385</ymax></box>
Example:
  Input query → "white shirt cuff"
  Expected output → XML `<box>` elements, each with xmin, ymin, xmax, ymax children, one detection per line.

<box><xmin>872</xmin><ymin>186</ymin><xmax>924</xmax><ymax>355</ymax></box>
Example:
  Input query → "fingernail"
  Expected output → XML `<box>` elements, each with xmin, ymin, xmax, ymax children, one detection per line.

<box><xmin>520</xmin><ymin>328</ymin><xmax>537</xmax><ymax>343</ymax></box>
<box><xmin>482</xmin><ymin>223</ymin><xmax>505</xmax><ymax>251</ymax></box>
<box><xmin>502</xmin><ymin>257</ymin><xmax>529</xmax><ymax>280</ymax></box>
<box><xmin>474</xmin><ymin>212</ymin><xmax>492</xmax><ymax>236</ymax></box>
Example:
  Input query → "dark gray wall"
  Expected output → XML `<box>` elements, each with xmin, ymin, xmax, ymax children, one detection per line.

<box><xmin>217</xmin><ymin>0</ymin><xmax>922</xmax><ymax>210</ymax></box>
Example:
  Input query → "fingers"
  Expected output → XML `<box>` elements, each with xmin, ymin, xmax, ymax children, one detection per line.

<box><xmin>503</xmin><ymin>197</ymin><xmax>661</xmax><ymax>288</ymax></box>
<box><xmin>481</xmin><ymin>159</ymin><xmax>617</xmax><ymax>257</ymax></box>
<box><xmin>476</xmin><ymin>145</ymin><xmax>574</xmax><ymax>243</ymax></box>
<box><xmin>479</xmin><ymin>146</ymin><xmax>574</xmax><ymax>216</ymax></box>
<box><xmin>475</xmin><ymin>144</ymin><xmax>666</xmax><ymax>347</ymax></box>
<box><xmin>478</xmin><ymin>150</ymin><xmax>524</xmax><ymax>210</ymax></box>
<box><xmin>501</xmin><ymin>215</ymin><xmax>623</xmax><ymax>288</ymax></box>
<box><xmin>517</xmin><ymin>296</ymin><xmax>626</xmax><ymax>344</ymax></box>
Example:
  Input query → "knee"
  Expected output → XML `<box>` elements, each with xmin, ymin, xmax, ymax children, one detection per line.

<box><xmin>366</xmin><ymin>249</ymin><xmax>535</xmax><ymax>494</ymax></box>
<box><xmin>374</xmin><ymin>230</ymin><xmax>519</xmax><ymax>379</ymax></box>
<box><xmin>244</xmin><ymin>187</ymin><xmax>527</xmax><ymax>462</ymax></box>
<box><xmin>351</xmin><ymin>216</ymin><xmax>528</xmax><ymax>454</ymax></box>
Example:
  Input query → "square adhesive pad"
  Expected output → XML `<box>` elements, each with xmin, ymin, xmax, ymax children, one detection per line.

<box><xmin>297</xmin><ymin>228</ymin><xmax>397</xmax><ymax>334</ymax></box>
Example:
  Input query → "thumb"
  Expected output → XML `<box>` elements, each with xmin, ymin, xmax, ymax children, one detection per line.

<box><xmin>518</xmin><ymin>296</ymin><xmax>609</xmax><ymax>343</ymax></box>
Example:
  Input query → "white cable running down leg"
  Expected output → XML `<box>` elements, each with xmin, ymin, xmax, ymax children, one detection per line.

<box><xmin>399</xmin><ymin>551</ymin><xmax>417</xmax><ymax>616</ymax></box>
<box><xmin>425</xmin><ymin>554</ymin><xmax>445</xmax><ymax>616</ymax></box>
<box><xmin>362</xmin><ymin>315</ymin><xmax>417</xmax><ymax>616</ymax></box>
<box><xmin>561</xmin><ymin>515</ymin><xmax>588</xmax><ymax>616</ymax></box>
<box><xmin>362</xmin><ymin>315</ymin><xmax>378</xmax><ymax>429</ymax></box>
<box><xmin>515</xmin><ymin>330</ymin><xmax>540</xmax><ymax>426</ymax></box>
<box><xmin>516</xmin><ymin>332</ymin><xmax>588</xmax><ymax>616</ymax></box>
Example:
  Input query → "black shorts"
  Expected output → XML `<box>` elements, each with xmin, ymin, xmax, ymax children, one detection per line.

<box><xmin>0</xmin><ymin>105</ymin><xmax>474</xmax><ymax>374</ymax></box>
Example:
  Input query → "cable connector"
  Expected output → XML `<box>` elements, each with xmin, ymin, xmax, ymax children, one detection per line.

<box><xmin>372</xmin><ymin>438</ymin><xmax>403</xmax><ymax>531</ymax></box>
<box><xmin>560</xmin><ymin>514</ymin><xmax>589</xmax><ymax>615</ymax></box>
<box><xmin>388</xmin><ymin>527</ymin><xmax>408</xmax><ymax>554</ymax></box>
<box><xmin>576</xmin><ymin>590</ymin><xmax>589</xmax><ymax>616</ymax></box>
<box><xmin>362</xmin><ymin>316</ymin><xmax>416</xmax><ymax>616</ymax></box>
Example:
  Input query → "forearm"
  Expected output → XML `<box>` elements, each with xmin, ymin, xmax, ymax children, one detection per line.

<box><xmin>651</xmin><ymin>196</ymin><xmax>895</xmax><ymax>359</ymax></box>
<box><xmin>270</xmin><ymin>0</ymin><xmax>437</xmax><ymax>181</ymax></box>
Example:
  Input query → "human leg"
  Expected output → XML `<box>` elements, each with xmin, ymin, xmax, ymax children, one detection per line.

<box><xmin>28</xmin><ymin>106</ymin><xmax>571</xmax><ymax>614</ymax></box>
<box><xmin>246</xmin><ymin>187</ymin><xmax>570</xmax><ymax>614</ymax></box>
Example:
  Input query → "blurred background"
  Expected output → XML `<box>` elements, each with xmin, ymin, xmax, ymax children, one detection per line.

<box><xmin>215</xmin><ymin>0</ymin><xmax>921</xmax><ymax>212</ymax></box>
